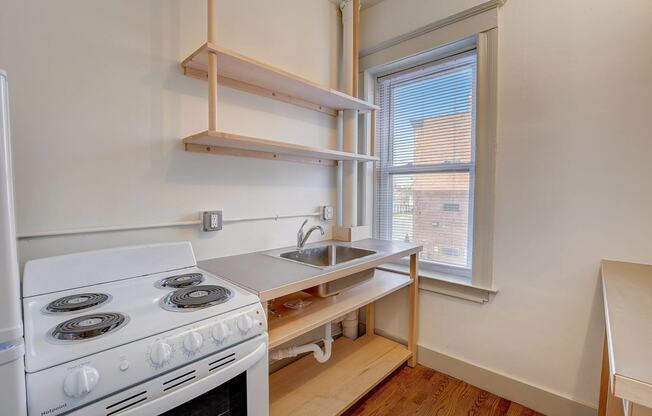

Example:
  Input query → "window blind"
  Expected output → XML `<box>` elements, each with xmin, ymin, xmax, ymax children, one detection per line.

<box><xmin>375</xmin><ymin>51</ymin><xmax>477</xmax><ymax>274</ymax></box>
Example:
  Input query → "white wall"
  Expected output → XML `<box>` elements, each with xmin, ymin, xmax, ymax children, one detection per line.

<box><xmin>3</xmin><ymin>0</ymin><xmax>652</xmax><ymax>409</ymax></box>
<box><xmin>360</xmin><ymin>0</ymin><xmax>483</xmax><ymax>51</ymax></box>
<box><xmin>0</xmin><ymin>0</ymin><xmax>341</xmax><ymax>266</ymax></box>
<box><xmin>363</xmin><ymin>0</ymin><xmax>652</xmax><ymax>408</ymax></box>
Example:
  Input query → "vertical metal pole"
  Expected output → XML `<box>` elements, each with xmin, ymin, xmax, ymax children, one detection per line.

<box><xmin>340</xmin><ymin>0</ymin><xmax>358</xmax><ymax>228</ymax></box>
<box><xmin>207</xmin><ymin>0</ymin><xmax>218</xmax><ymax>131</ymax></box>
<box><xmin>352</xmin><ymin>0</ymin><xmax>360</xmax><ymax>95</ymax></box>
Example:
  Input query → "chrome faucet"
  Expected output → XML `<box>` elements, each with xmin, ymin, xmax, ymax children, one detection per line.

<box><xmin>297</xmin><ymin>219</ymin><xmax>324</xmax><ymax>249</ymax></box>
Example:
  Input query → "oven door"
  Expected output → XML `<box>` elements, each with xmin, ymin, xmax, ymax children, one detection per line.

<box><xmin>78</xmin><ymin>334</ymin><xmax>268</xmax><ymax>416</ymax></box>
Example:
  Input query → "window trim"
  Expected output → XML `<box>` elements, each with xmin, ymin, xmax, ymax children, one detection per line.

<box><xmin>376</xmin><ymin>263</ymin><xmax>496</xmax><ymax>304</ymax></box>
<box><xmin>363</xmin><ymin>30</ymin><xmax>498</xmax><ymax>300</ymax></box>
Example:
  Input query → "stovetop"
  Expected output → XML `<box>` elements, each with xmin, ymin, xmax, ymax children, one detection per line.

<box><xmin>22</xmin><ymin>266</ymin><xmax>260</xmax><ymax>373</ymax></box>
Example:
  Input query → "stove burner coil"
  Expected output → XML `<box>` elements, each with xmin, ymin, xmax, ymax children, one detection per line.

<box><xmin>157</xmin><ymin>273</ymin><xmax>204</xmax><ymax>289</ymax></box>
<box><xmin>50</xmin><ymin>313</ymin><xmax>127</xmax><ymax>341</ymax></box>
<box><xmin>162</xmin><ymin>285</ymin><xmax>232</xmax><ymax>311</ymax></box>
<box><xmin>45</xmin><ymin>293</ymin><xmax>110</xmax><ymax>313</ymax></box>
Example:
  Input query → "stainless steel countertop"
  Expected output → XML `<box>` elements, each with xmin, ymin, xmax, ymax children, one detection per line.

<box><xmin>198</xmin><ymin>238</ymin><xmax>422</xmax><ymax>302</ymax></box>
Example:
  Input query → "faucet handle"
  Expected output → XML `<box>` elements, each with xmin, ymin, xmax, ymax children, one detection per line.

<box><xmin>299</xmin><ymin>219</ymin><xmax>308</xmax><ymax>231</ymax></box>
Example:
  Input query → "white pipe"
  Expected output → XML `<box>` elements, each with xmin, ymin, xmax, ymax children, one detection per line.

<box><xmin>223</xmin><ymin>212</ymin><xmax>320</xmax><ymax>224</ymax></box>
<box><xmin>336</xmin><ymin>111</ymin><xmax>344</xmax><ymax>228</ymax></box>
<box><xmin>341</xmin><ymin>310</ymin><xmax>358</xmax><ymax>340</ymax></box>
<box><xmin>360</xmin><ymin>73</ymin><xmax>373</xmax><ymax>226</ymax></box>
<box><xmin>340</xmin><ymin>0</ymin><xmax>355</xmax><ymax>95</ymax></box>
<box><xmin>340</xmin><ymin>0</ymin><xmax>358</xmax><ymax>227</ymax></box>
<box><xmin>270</xmin><ymin>322</ymin><xmax>333</xmax><ymax>363</ymax></box>
<box><xmin>17</xmin><ymin>211</ymin><xmax>321</xmax><ymax>239</ymax></box>
<box><xmin>342</xmin><ymin>111</ymin><xmax>358</xmax><ymax>227</ymax></box>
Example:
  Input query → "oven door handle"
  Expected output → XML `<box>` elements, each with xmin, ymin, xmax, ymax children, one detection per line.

<box><xmin>120</xmin><ymin>341</ymin><xmax>267</xmax><ymax>416</ymax></box>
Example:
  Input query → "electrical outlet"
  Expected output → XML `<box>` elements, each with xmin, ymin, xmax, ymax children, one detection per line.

<box><xmin>202</xmin><ymin>210</ymin><xmax>223</xmax><ymax>232</ymax></box>
<box><xmin>322</xmin><ymin>205</ymin><xmax>334</xmax><ymax>221</ymax></box>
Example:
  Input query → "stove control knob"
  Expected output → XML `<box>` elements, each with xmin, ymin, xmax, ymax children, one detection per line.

<box><xmin>236</xmin><ymin>314</ymin><xmax>254</xmax><ymax>334</ymax></box>
<box><xmin>252</xmin><ymin>319</ymin><xmax>263</xmax><ymax>331</ymax></box>
<box><xmin>63</xmin><ymin>365</ymin><xmax>100</xmax><ymax>398</ymax></box>
<box><xmin>183</xmin><ymin>331</ymin><xmax>203</xmax><ymax>353</ymax></box>
<box><xmin>150</xmin><ymin>341</ymin><xmax>173</xmax><ymax>366</ymax></box>
<box><xmin>211</xmin><ymin>322</ymin><xmax>230</xmax><ymax>343</ymax></box>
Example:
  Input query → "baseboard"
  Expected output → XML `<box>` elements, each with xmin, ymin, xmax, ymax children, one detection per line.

<box><xmin>372</xmin><ymin>328</ymin><xmax>595</xmax><ymax>416</ymax></box>
<box><xmin>417</xmin><ymin>343</ymin><xmax>597</xmax><ymax>416</ymax></box>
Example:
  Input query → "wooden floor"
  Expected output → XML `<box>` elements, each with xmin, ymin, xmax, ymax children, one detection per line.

<box><xmin>344</xmin><ymin>365</ymin><xmax>545</xmax><ymax>416</ymax></box>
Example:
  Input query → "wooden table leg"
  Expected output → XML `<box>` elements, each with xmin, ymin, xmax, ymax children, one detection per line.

<box><xmin>365</xmin><ymin>302</ymin><xmax>375</xmax><ymax>336</ymax></box>
<box><xmin>599</xmin><ymin>333</ymin><xmax>610</xmax><ymax>416</ymax></box>
<box><xmin>599</xmin><ymin>332</ymin><xmax>624</xmax><ymax>416</ymax></box>
<box><xmin>408</xmin><ymin>253</ymin><xmax>419</xmax><ymax>367</ymax></box>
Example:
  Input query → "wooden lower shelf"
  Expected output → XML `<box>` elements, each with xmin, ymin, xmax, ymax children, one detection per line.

<box><xmin>268</xmin><ymin>269</ymin><xmax>412</xmax><ymax>348</ymax></box>
<box><xmin>270</xmin><ymin>335</ymin><xmax>411</xmax><ymax>416</ymax></box>
<box><xmin>183</xmin><ymin>130</ymin><xmax>378</xmax><ymax>166</ymax></box>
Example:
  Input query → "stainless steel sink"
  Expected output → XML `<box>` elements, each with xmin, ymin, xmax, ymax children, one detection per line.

<box><xmin>279</xmin><ymin>245</ymin><xmax>376</xmax><ymax>268</ymax></box>
<box><xmin>277</xmin><ymin>244</ymin><xmax>377</xmax><ymax>297</ymax></box>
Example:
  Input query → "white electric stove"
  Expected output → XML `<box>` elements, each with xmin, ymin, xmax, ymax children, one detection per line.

<box><xmin>21</xmin><ymin>242</ymin><xmax>269</xmax><ymax>416</ymax></box>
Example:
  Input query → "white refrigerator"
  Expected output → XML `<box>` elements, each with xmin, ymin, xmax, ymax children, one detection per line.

<box><xmin>0</xmin><ymin>70</ymin><xmax>27</xmax><ymax>416</ymax></box>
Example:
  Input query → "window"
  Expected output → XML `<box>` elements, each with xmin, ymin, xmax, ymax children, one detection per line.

<box><xmin>364</xmin><ymin>29</ymin><xmax>498</xmax><ymax>300</ymax></box>
<box><xmin>375</xmin><ymin>51</ymin><xmax>477</xmax><ymax>279</ymax></box>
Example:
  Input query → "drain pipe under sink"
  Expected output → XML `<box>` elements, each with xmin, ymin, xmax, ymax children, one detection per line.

<box><xmin>341</xmin><ymin>310</ymin><xmax>358</xmax><ymax>340</ymax></box>
<box><xmin>270</xmin><ymin>322</ymin><xmax>333</xmax><ymax>363</ymax></box>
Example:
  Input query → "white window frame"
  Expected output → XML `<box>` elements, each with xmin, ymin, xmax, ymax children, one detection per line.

<box><xmin>375</xmin><ymin>51</ymin><xmax>477</xmax><ymax>280</ymax></box>
<box><xmin>362</xmin><ymin>30</ymin><xmax>498</xmax><ymax>302</ymax></box>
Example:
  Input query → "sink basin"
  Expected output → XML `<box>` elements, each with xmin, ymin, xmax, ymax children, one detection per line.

<box><xmin>278</xmin><ymin>245</ymin><xmax>377</xmax><ymax>297</ymax></box>
<box><xmin>279</xmin><ymin>245</ymin><xmax>376</xmax><ymax>268</ymax></box>
<box><xmin>303</xmin><ymin>269</ymin><xmax>375</xmax><ymax>298</ymax></box>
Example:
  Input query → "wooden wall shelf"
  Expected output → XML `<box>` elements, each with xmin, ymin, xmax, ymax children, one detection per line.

<box><xmin>183</xmin><ymin>130</ymin><xmax>378</xmax><ymax>166</ymax></box>
<box><xmin>267</xmin><ymin>270</ymin><xmax>412</xmax><ymax>349</ymax></box>
<box><xmin>270</xmin><ymin>335</ymin><xmax>411</xmax><ymax>416</ymax></box>
<box><xmin>182</xmin><ymin>42</ymin><xmax>379</xmax><ymax>116</ymax></box>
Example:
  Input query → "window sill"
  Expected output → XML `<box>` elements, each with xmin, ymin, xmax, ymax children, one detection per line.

<box><xmin>376</xmin><ymin>263</ymin><xmax>498</xmax><ymax>304</ymax></box>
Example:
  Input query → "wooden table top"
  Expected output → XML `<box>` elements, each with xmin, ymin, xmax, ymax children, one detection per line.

<box><xmin>602</xmin><ymin>260</ymin><xmax>652</xmax><ymax>407</ymax></box>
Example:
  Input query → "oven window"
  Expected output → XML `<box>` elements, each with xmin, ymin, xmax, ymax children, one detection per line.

<box><xmin>161</xmin><ymin>371</ymin><xmax>247</xmax><ymax>416</ymax></box>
